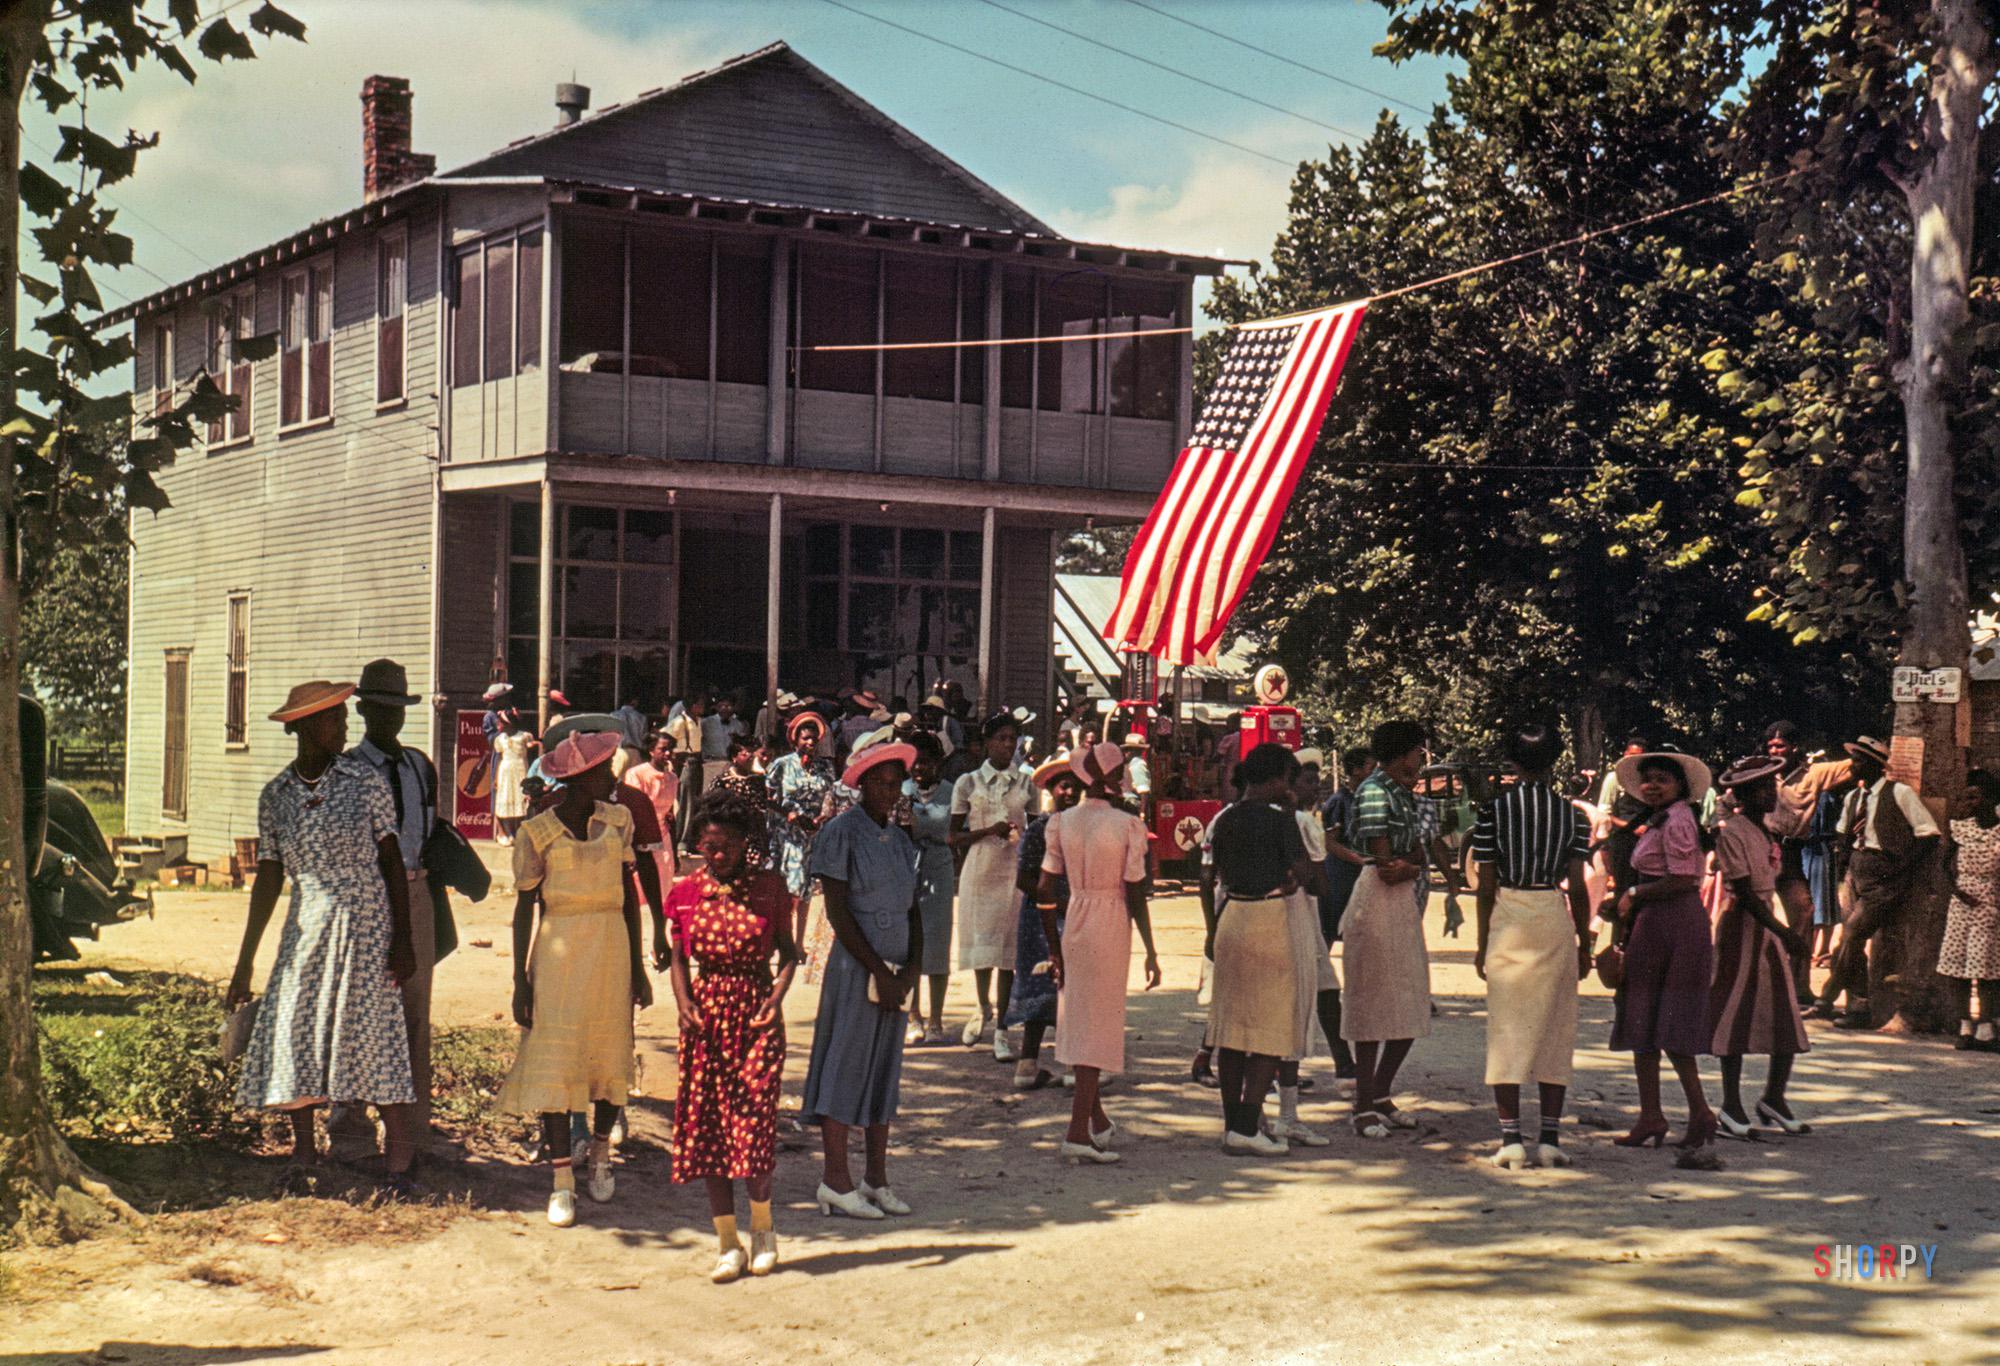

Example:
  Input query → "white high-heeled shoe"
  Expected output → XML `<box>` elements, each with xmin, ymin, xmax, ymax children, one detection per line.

<box><xmin>857</xmin><ymin>1179</ymin><xmax>910</xmax><ymax>1215</ymax></box>
<box><xmin>1061</xmin><ymin>1139</ymin><xmax>1121</xmax><ymax>1164</ymax></box>
<box><xmin>1755</xmin><ymin>1099</ymin><xmax>1812</xmax><ymax>1134</ymax></box>
<box><xmin>1090</xmin><ymin>1118</ymin><xmax>1118</xmax><ymax>1150</ymax></box>
<box><xmin>587</xmin><ymin>1149</ymin><xmax>615</xmax><ymax>1204</ymax></box>
<box><xmin>1272</xmin><ymin>1118</ymin><xmax>1330</xmax><ymax>1148</ymax></box>
<box><xmin>1533</xmin><ymin>1143</ymin><xmax>1571</xmax><ymax>1168</ymax></box>
<box><xmin>1491</xmin><ymin>1141</ymin><xmax>1530</xmax><ymax>1170</ymax></box>
<box><xmin>961</xmin><ymin>1014</ymin><xmax>988</xmax><ymax>1047</ymax></box>
<box><xmin>816</xmin><ymin>1182</ymin><xmax>885</xmax><ymax>1219</ymax></box>
<box><xmin>749</xmin><ymin>1229</ymin><xmax>779</xmax><ymax>1276</ymax></box>
<box><xmin>547</xmin><ymin>1188</ymin><xmax>577</xmax><ymax>1227</ymax></box>
<box><xmin>711</xmin><ymin>1246</ymin><xmax>748</xmax><ymax>1283</ymax></box>
<box><xmin>1221</xmin><ymin>1128</ymin><xmax>1288</xmax><ymax>1156</ymax></box>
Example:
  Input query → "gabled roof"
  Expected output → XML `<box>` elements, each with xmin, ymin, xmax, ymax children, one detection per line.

<box><xmin>443</xmin><ymin>42</ymin><xmax>1052</xmax><ymax>236</ymax></box>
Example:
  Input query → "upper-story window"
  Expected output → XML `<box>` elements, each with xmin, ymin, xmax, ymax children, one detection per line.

<box><xmin>376</xmin><ymin>228</ymin><xmax>407</xmax><ymax>406</ymax></box>
<box><xmin>150</xmin><ymin>319</ymin><xmax>174</xmax><ymax>417</ymax></box>
<box><xmin>1107</xmin><ymin>279</ymin><xmax>1179</xmax><ymax>421</ymax></box>
<box><xmin>797</xmin><ymin>243</ymin><xmax>876</xmax><ymax>396</ymax></box>
<box><xmin>205</xmin><ymin>288</ymin><xmax>254</xmax><ymax>445</ymax></box>
<box><xmin>452</xmin><ymin>225</ymin><xmax>543</xmax><ymax>388</ymax></box>
<box><xmin>280</xmin><ymin>261</ymin><xmax>332</xmax><ymax>428</ymax></box>
<box><xmin>559</xmin><ymin>219</ymin><xmax>770</xmax><ymax>385</ymax></box>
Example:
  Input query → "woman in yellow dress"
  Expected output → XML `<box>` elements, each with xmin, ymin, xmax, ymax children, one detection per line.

<box><xmin>498</xmin><ymin>731</ymin><xmax>654</xmax><ymax>1228</ymax></box>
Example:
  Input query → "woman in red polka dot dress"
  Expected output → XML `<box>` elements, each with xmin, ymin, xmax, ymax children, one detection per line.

<box><xmin>667</xmin><ymin>790</ymin><xmax>800</xmax><ymax>1283</ymax></box>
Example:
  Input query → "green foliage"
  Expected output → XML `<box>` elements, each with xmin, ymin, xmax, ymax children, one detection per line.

<box><xmin>20</xmin><ymin>492</ymin><xmax>127</xmax><ymax>743</ymax></box>
<box><xmin>36</xmin><ymin>973</ymin><xmax>249</xmax><ymax>1146</ymax></box>
<box><xmin>12</xmin><ymin>2</ymin><xmax>306</xmax><ymax>561</ymax></box>
<box><xmin>429</xmin><ymin>1026</ymin><xmax>516</xmax><ymax>1145</ymax></box>
<box><xmin>1218</xmin><ymin>0</ymin><xmax>1882</xmax><ymax>766</ymax></box>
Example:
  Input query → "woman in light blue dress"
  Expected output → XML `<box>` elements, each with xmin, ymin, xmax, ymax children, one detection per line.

<box><xmin>766</xmin><ymin>713</ymin><xmax>836</xmax><ymax>916</ymax></box>
<box><xmin>800</xmin><ymin>742</ymin><xmax>922</xmax><ymax>1220</ymax></box>
<box><xmin>903</xmin><ymin>733</ymin><xmax>956</xmax><ymax>1045</ymax></box>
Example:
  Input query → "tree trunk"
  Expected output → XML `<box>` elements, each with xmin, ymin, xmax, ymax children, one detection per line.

<box><xmin>1881</xmin><ymin>0</ymin><xmax>1994</xmax><ymax>1032</ymax></box>
<box><xmin>0</xmin><ymin>0</ymin><xmax>127</xmax><ymax>1239</ymax></box>
<box><xmin>1570</xmin><ymin>698</ymin><xmax>1606</xmax><ymax>797</ymax></box>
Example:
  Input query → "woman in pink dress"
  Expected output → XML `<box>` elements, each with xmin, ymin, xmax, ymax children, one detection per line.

<box><xmin>1037</xmin><ymin>742</ymin><xmax>1161</xmax><ymax>1165</ymax></box>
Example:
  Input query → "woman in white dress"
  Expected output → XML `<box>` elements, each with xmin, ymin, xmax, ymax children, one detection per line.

<box><xmin>492</xmin><ymin>710</ymin><xmax>535</xmax><ymax>845</ymax></box>
<box><xmin>951</xmin><ymin>713</ymin><xmax>1036</xmax><ymax>1060</ymax></box>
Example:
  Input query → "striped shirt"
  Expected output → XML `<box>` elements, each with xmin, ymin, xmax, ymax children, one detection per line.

<box><xmin>1352</xmin><ymin>770</ymin><xmax>1420</xmax><ymax>858</ymax></box>
<box><xmin>1470</xmin><ymin>783</ymin><xmax>1589</xmax><ymax>890</ymax></box>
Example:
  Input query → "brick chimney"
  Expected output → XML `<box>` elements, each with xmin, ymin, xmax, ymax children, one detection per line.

<box><xmin>361</xmin><ymin>75</ymin><xmax>436</xmax><ymax>202</ymax></box>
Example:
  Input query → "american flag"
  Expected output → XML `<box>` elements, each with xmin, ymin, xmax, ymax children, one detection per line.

<box><xmin>1104</xmin><ymin>301</ymin><xmax>1366</xmax><ymax>666</ymax></box>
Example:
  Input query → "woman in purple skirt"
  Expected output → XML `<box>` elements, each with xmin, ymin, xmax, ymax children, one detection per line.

<box><xmin>1607</xmin><ymin>751</ymin><xmax>1717</xmax><ymax>1151</ymax></box>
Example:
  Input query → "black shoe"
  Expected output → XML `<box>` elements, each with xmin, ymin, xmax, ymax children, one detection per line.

<box><xmin>1956</xmin><ymin>1028</ymin><xmax>1977</xmax><ymax>1051</ymax></box>
<box><xmin>1833</xmin><ymin>1011</ymin><xmax>1873</xmax><ymax>1030</ymax></box>
<box><xmin>1333</xmin><ymin>1059</ymin><xmax>1358</xmax><ymax>1080</ymax></box>
<box><xmin>1804</xmin><ymin>1000</ymin><xmax>1839</xmax><ymax>1021</ymax></box>
<box><xmin>1297</xmin><ymin>1076</ymin><xmax>1317</xmax><ymax>1094</ymax></box>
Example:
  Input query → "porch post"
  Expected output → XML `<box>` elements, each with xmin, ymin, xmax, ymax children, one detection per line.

<box><xmin>977</xmin><ymin>505</ymin><xmax>997</xmax><ymax>714</ymax></box>
<box><xmin>537</xmin><ymin>476</ymin><xmax>555</xmax><ymax>732</ymax></box>
<box><xmin>766</xmin><ymin>492</ymin><xmax>783</xmax><ymax>724</ymax></box>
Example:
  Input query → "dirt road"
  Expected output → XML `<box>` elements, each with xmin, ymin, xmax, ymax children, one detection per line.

<box><xmin>6</xmin><ymin>886</ymin><xmax>1998</xmax><ymax>1364</ymax></box>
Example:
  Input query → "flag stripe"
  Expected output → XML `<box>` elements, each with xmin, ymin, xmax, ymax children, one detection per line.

<box><xmin>1102</xmin><ymin>301</ymin><xmax>1367</xmax><ymax>667</ymax></box>
<box><xmin>1175</xmin><ymin>312</ymin><xmax>1345</xmax><ymax>658</ymax></box>
<box><xmin>1190</xmin><ymin>306</ymin><xmax>1362</xmax><ymax>656</ymax></box>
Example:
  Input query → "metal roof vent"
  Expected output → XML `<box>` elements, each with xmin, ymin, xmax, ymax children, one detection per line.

<box><xmin>555</xmin><ymin>82</ymin><xmax>591</xmax><ymax>127</ymax></box>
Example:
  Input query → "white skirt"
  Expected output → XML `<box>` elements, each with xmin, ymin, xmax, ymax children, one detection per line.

<box><xmin>1483</xmin><ymin>886</ymin><xmax>1578</xmax><ymax>1086</ymax></box>
<box><xmin>1340</xmin><ymin>867</ymin><xmax>1432</xmax><ymax>1043</ymax></box>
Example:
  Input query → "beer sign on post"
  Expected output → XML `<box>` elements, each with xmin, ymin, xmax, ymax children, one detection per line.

<box><xmin>1891</xmin><ymin>666</ymin><xmax>1963</xmax><ymax>704</ymax></box>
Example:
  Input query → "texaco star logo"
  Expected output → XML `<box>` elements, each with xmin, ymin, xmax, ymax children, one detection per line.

<box><xmin>1174</xmin><ymin>816</ymin><xmax>1206</xmax><ymax>852</ymax></box>
<box><xmin>1254</xmin><ymin>664</ymin><xmax>1290</xmax><ymax>706</ymax></box>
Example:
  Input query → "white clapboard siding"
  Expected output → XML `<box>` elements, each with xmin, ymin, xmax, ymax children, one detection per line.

<box><xmin>881</xmin><ymin>396</ymin><xmax>958</xmax><ymax>479</ymax></box>
<box><xmin>126</xmin><ymin>206</ymin><xmax>443</xmax><ymax>863</ymax></box>
<box><xmin>793</xmin><ymin>389</ymin><xmax>874</xmax><ymax>471</ymax></box>
<box><xmin>1108</xmin><ymin>416</ymin><xmax>1178</xmax><ymax>492</ymax></box>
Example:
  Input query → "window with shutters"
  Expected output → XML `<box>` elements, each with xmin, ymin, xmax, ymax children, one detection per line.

<box><xmin>280</xmin><ymin>261</ymin><xmax>333</xmax><ymax>429</ymax></box>
<box><xmin>162</xmin><ymin>651</ymin><xmax>190</xmax><ymax>822</ymax></box>
<box><xmin>376</xmin><ymin>228</ymin><xmax>407</xmax><ymax>406</ymax></box>
<box><xmin>205</xmin><ymin>289</ymin><xmax>255</xmax><ymax>446</ymax></box>
<box><xmin>151</xmin><ymin>320</ymin><xmax>174</xmax><ymax>417</ymax></box>
<box><xmin>224</xmin><ymin>593</ymin><xmax>250</xmax><ymax>748</ymax></box>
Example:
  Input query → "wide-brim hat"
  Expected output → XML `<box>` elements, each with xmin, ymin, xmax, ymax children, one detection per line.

<box><xmin>1120</xmin><ymin>731</ymin><xmax>1148</xmax><ymax>750</ymax></box>
<box><xmin>788</xmin><ymin>711</ymin><xmax>828</xmax><ymax>743</ymax></box>
<box><xmin>543</xmin><ymin>712</ymin><xmax>625</xmax><ymax>748</ymax></box>
<box><xmin>921</xmin><ymin>694</ymin><xmax>948</xmax><ymax>711</ymax></box>
<box><xmin>356</xmin><ymin>657</ymin><xmax>420</xmax><ymax>707</ymax></box>
<box><xmin>853</xmin><ymin>689</ymin><xmax>882</xmax><ymax>711</ymax></box>
<box><xmin>775</xmin><ymin>689</ymin><xmax>801</xmax><ymax>710</ymax></box>
<box><xmin>269</xmin><ymin>680</ymin><xmax>354</xmax><ymax>724</ymax></box>
<box><xmin>482</xmin><ymin>682</ymin><xmax>513</xmax><ymax>702</ymax></box>
<box><xmin>1716</xmin><ymin>754</ymin><xmax>1787</xmax><ymax>790</ymax></box>
<box><xmin>1295</xmin><ymin>747</ymin><xmax>1325</xmax><ymax>769</ymax></box>
<box><xmin>1033</xmin><ymin>754</ymin><xmax>1078</xmax><ymax>789</ymax></box>
<box><xmin>1845</xmin><ymin>735</ymin><xmax>1890</xmax><ymax>766</ymax></box>
<box><xmin>868</xmin><ymin>707</ymin><xmax>893</xmax><ymax>723</ymax></box>
<box><xmin>543</xmin><ymin>730</ymin><xmax>621</xmax><ymax>781</ymax></box>
<box><xmin>1614</xmin><ymin>751</ymin><xmax>1714</xmax><ymax>804</ymax></box>
<box><xmin>1071</xmin><ymin>740</ymin><xmax>1128</xmax><ymax>787</ymax></box>
<box><xmin>843</xmin><ymin>741</ymin><xmax>916</xmax><ymax>790</ymax></box>
<box><xmin>548</xmin><ymin>689</ymin><xmax>573</xmax><ymax>709</ymax></box>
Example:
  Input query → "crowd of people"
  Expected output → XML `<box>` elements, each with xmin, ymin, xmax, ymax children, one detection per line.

<box><xmin>221</xmin><ymin>663</ymin><xmax>2000</xmax><ymax>1285</ymax></box>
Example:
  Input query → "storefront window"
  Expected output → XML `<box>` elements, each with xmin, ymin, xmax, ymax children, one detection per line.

<box><xmin>803</xmin><ymin>521</ymin><xmax>981</xmax><ymax>701</ymax></box>
<box><xmin>506</xmin><ymin>502</ymin><xmax>677</xmax><ymax>710</ymax></box>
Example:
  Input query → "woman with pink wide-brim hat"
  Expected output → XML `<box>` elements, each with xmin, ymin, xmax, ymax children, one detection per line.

<box><xmin>497</xmin><ymin>730</ymin><xmax>654</xmax><ymax>1229</ymax></box>
<box><xmin>228</xmin><ymin>681</ymin><xmax>421</xmax><ymax>1197</ymax></box>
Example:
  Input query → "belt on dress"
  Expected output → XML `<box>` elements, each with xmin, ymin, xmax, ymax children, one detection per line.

<box><xmin>696</xmin><ymin>963</ymin><xmax>771</xmax><ymax>981</ymax></box>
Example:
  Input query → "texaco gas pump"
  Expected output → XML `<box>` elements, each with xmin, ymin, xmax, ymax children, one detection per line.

<box><xmin>1237</xmin><ymin>664</ymin><xmax>1302</xmax><ymax>753</ymax></box>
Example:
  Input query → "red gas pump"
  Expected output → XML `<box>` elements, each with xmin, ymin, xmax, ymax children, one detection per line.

<box><xmin>1238</xmin><ymin>664</ymin><xmax>1302</xmax><ymax>752</ymax></box>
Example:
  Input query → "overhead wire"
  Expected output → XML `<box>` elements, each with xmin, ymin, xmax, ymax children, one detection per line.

<box><xmin>1118</xmin><ymin>0</ymin><xmax>1432</xmax><ymax>117</ymax></box>
<box><xmin>970</xmin><ymin>0</ymin><xmax>1369</xmax><ymax>144</ymax></box>
<box><xmin>816</xmin><ymin>0</ymin><xmax>1298</xmax><ymax>168</ymax></box>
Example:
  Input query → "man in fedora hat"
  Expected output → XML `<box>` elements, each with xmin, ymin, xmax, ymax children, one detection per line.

<box><xmin>341</xmin><ymin>657</ymin><xmax>442</xmax><ymax>1154</ymax></box>
<box><xmin>1814</xmin><ymin>735</ymin><xmax>1941</xmax><ymax>1027</ymax></box>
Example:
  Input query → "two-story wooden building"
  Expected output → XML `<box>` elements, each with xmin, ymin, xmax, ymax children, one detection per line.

<box><xmin>108</xmin><ymin>42</ymin><xmax>1232</xmax><ymax>860</ymax></box>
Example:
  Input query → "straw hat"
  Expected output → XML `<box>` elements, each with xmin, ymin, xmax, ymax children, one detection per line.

<box><xmin>1844</xmin><ymin>735</ymin><xmax>1891</xmax><ymax>766</ymax></box>
<box><xmin>542</xmin><ymin>731</ymin><xmax>621</xmax><ymax>781</ymax></box>
<box><xmin>269</xmin><ymin>680</ymin><xmax>354</xmax><ymax>724</ymax></box>
<box><xmin>1613</xmin><ymin>750</ymin><xmax>1713</xmax><ymax>804</ymax></box>
<box><xmin>1295</xmin><ymin>747</ymin><xmax>1325</xmax><ymax>769</ymax></box>
<box><xmin>1032</xmin><ymin>754</ymin><xmax>1077</xmax><ymax>789</ymax></box>
<box><xmin>843</xmin><ymin>741</ymin><xmax>916</xmax><ymax>790</ymax></box>
<box><xmin>1120</xmin><ymin>731</ymin><xmax>1148</xmax><ymax>750</ymax></box>
<box><xmin>788</xmin><ymin>711</ymin><xmax>828</xmax><ymax>743</ymax></box>
<box><xmin>482</xmin><ymin>682</ymin><xmax>512</xmax><ymax>702</ymax></box>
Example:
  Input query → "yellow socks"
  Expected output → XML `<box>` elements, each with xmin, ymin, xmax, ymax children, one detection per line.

<box><xmin>714</xmin><ymin>1214</ymin><xmax>741</xmax><ymax>1253</ymax></box>
<box><xmin>552</xmin><ymin>1160</ymin><xmax>576</xmax><ymax>1193</ymax></box>
<box><xmin>749</xmin><ymin>1200</ymin><xmax>774</xmax><ymax>1233</ymax></box>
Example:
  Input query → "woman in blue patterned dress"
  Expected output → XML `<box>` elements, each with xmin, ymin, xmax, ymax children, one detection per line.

<box><xmin>766</xmin><ymin>713</ymin><xmax>836</xmax><ymax>934</ymax></box>
<box><xmin>902</xmin><ymin>732</ymin><xmax>957</xmax><ymax>1046</ymax></box>
<box><xmin>228</xmin><ymin>681</ymin><xmax>418</xmax><ymax>1194</ymax></box>
<box><xmin>1006</xmin><ymin>756</ymin><xmax>1082</xmax><ymax>1089</ymax></box>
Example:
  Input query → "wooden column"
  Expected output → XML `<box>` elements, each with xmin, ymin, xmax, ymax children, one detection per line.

<box><xmin>976</xmin><ymin>505</ymin><xmax>997</xmax><ymax>714</ymax></box>
<box><xmin>766</xmin><ymin>492</ymin><xmax>783</xmax><ymax>725</ymax></box>
<box><xmin>536</xmin><ymin>476</ymin><xmax>555</xmax><ymax>732</ymax></box>
<box><xmin>767</xmin><ymin>241</ymin><xmax>790</xmax><ymax>464</ymax></box>
<box><xmin>983</xmin><ymin>261</ymin><xmax>1002</xmax><ymax>481</ymax></box>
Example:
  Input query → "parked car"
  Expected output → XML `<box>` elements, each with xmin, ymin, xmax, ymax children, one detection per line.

<box><xmin>1415</xmin><ymin>761</ymin><xmax>1509</xmax><ymax>888</ymax></box>
<box><xmin>21</xmin><ymin>695</ymin><xmax>150</xmax><ymax>961</ymax></box>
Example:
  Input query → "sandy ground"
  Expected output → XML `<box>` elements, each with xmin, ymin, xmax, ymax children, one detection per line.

<box><xmin>7</xmin><ymin>880</ymin><xmax>2000</xmax><ymax>1365</ymax></box>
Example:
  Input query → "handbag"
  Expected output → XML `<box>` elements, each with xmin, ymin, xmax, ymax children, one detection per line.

<box><xmin>866</xmin><ymin>962</ymin><xmax>906</xmax><ymax>1005</ymax></box>
<box><xmin>220</xmin><ymin>999</ymin><xmax>257</xmax><ymax>1064</ymax></box>
<box><xmin>1594</xmin><ymin>941</ymin><xmax>1626</xmax><ymax>991</ymax></box>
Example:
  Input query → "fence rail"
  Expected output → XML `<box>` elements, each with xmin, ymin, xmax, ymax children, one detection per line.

<box><xmin>51</xmin><ymin>741</ymin><xmax>124</xmax><ymax>791</ymax></box>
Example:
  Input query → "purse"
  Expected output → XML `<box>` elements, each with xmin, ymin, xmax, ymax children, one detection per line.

<box><xmin>220</xmin><ymin>999</ymin><xmax>258</xmax><ymax>1064</ymax></box>
<box><xmin>866</xmin><ymin>962</ymin><xmax>906</xmax><ymax>1005</ymax></box>
<box><xmin>1594</xmin><ymin>942</ymin><xmax>1626</xmax><ymax>991</ymax></box>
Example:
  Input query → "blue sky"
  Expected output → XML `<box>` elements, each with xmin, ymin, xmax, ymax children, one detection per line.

<box><xmin>25</xmin><ymin>0</ymin><xmax>1453</xmax><ymax>324</ymax></box>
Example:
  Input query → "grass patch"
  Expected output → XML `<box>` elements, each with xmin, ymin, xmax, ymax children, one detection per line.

<box><xmin>35</xmin><ymin>967</ymin><xmax>249</xmax><ymax>1146</ymax></box>
<box><xmin>431</xmin><ymin>1025</ymin><xmax>518</xmax><ymax>1151</ymax></box>
<box><xmin>73</xmin><ymin>780</ymin><xmax>124</xmax><ymax>840</ymax></box>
